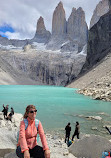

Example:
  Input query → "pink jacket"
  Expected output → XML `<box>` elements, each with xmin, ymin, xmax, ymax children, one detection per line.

<box><xmin>17</xmin><ymin>117</ymin><xmax>49</xmax><ymax>153</ymax></box>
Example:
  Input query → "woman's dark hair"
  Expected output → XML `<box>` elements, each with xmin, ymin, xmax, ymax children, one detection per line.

<box><xmin>23</xmin><ymin>105</ymin><xmax>36</xmax><ymax>118</ymax></box>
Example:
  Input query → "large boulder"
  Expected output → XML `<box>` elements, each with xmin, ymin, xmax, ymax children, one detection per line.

<box><xmin>69</xmin><ymin>134</ymin><xmax>111</xmax><ymax>158</ymax></box>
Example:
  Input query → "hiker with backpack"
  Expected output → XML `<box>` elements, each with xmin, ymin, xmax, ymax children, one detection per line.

<box><xmin>2</xmin><ymin>104</ymin><xmax>9</xmax><ymax>119</ymax></box>
<box><xmin>16</xmin><ymin>105</ymin><xmax>50</xmax><ymax>158</ymax></box>
<box><xmin>65</xmin><ymin>122</ymin><xmax>71</xmax><ymax>144</ymax></box>
<box><xmin>72</xmin><ymin>121</ymin><xmax>80</xmax><ymax>141</ymax></box>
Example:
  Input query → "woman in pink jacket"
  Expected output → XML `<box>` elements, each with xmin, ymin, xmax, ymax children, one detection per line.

<box><xmin>16</xmin><ymin>105</ymin><xmax>50</xmax><ymax>158</ymax></box>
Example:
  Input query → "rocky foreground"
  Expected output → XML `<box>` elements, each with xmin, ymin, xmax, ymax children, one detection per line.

<box><xmin>0</xmin><ymin>112</ymin><xmax>76</xmax><ymax>158</ymax></box>
<box><xmin>1</xmin><ymin>112</ymin><xmax>111</xmax><ymax>158</ymax></box>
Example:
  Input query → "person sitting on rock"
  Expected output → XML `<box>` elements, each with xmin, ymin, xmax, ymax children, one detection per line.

<box><xmin>11</xmin><ymin>107</ymin><xmax>14</xmax><ymax>115</ymax></box>
<box><xmin>6</xmin><ymin>107</ymin><xmax>14</xmax><ymax>122</ymax></box>
<box><xmin>72</xmin><ymin>121</ymin><xmax>80</xmax><ymax>141</ymax></box>
<box><xmin>16</xmin><ymin>105</ymin><xmax>50</xmax><ymax>158</ymax></box>
<box><xmin>65</xmin><ymin>122</ymin><xmax>71</xmax><ymax>143</ymax></box>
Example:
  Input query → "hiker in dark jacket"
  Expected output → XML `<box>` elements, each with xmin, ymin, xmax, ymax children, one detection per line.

<box><xmin>2</xmin><ymin>104</ymin><xmax>9</xmax><ymax>119</ymax></box>
<box><xmin>65</xmin><ymin>122</ymin><xmax>71</xmax><ymax>143</ymax></box>
<box><xmin>72</xmin><ymin>121</ymin><xmax>80</xmax><ymax>141</ymax></box>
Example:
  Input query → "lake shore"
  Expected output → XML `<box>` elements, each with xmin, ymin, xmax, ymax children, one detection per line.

<box><xmin>67</xmin><ymin>54</ymin><xmax>111</xmax><ymax>102</ymax></box>
<box><xmin>1</xmin><ymin>112</ymin><xmax>111</xmax><ymax>158</ymax></box>
<box><xmin>0</xmin><ymin>112</ymin><xmax>76</xmax><ymax>158</ymax></box>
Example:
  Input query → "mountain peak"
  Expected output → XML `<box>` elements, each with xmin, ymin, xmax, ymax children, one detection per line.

<box><xmin>36</xmin><ymin>16</ymin><xmax>46</xmax><ymax>34</ymax></box>
<box><xmin>90</xmin><ymin>0</ymin><xmax>110</xmax><ymax>28</ymax></box>
<box><xmin>58</xmin><ymin>1</ymin><xmax>63</xmax><ymax>7</ymax></box>
<box><xmin>72</xmin><ymin>7</ymin><xmax>76</xmax><ymax>12</ymax></box>
<box><xmin>52</xmin><ymin>1</ymin><xmax>66</xmax><ymax>37</ymax></box>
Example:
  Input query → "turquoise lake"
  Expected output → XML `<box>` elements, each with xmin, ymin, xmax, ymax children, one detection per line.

<box><xmin>0</xmin><ymin>85</ymin><xmax>111</xmax><ymax>138</ymax></box>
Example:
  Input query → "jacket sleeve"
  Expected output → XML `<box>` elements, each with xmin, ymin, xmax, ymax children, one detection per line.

<box><xmin>19</xmin><ymin>121</ymin><xmax>29</xmax><ymax>153</ymax></box>
<box><xmin>38</xmin><ymin>121</ymin><xmax>49</xmax><ymax>151</ymax></box>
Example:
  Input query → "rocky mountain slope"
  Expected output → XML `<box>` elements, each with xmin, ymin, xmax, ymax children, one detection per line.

<box><xmin>68</xmin><ymin>51</ymin><xmax>111</xmax><ymax>88</ymax></box>
<box><xmin>82</xmin><ymin>10</ymin><xmax>111</xmax><ymax>72</ymax></box>
<box><xmin>68</xmin><ymin>0</ymin><xmax>111</xmax><ymax>101</ymax></box>
<box><xmin>0</xmin><ymin>1</ymin><xmax>87</xmax><ymax>85</ymax></box>
<box><xmin>0</xmin><ymin>50</ymin><xmax>41</xmax><ymax>85</ymax></box>
<box><xmin>0</xmin><ymin>45</ymin><xmax>86</xmax><ymax>85</ymax></box>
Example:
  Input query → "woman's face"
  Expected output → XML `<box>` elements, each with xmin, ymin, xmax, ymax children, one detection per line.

<box><xmin>28</xmin><ymin>108</ymin><xmax>37</xmax><ymax>120</ymax></box>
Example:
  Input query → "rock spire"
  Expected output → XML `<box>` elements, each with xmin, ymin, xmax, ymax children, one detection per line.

<box><xmin>33</xmin><ymin>16</ymin><xmax>51</xmax><ymax>43</ymax></box>
<box><xmin>36</xmin><ymin>16</ymin><xmax>46</xmax><ymax>34</ymax></box>
<box><xmin>67</xmin><ymin>7</ymin><xmax>88</xmax><ymax>51</ymax></box>
<box><xmin>52</xmin><ymin>1</ymin><xmax>67</xmax><ymax>37</ymax></box>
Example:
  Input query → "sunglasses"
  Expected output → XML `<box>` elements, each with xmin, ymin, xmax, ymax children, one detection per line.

<box><xmin>29</xmin><ymin>110</ymin><xmax>37</xmax><ymax>113</ymax></box>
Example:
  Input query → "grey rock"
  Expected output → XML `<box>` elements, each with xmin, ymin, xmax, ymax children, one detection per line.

<box><xmin>82</xmin><ymin>9</ymin><xmax>111</xmax><ymax>73</ymax></box>
<box><xmin>69</xmin><ymin>134</ymin><xmax>111</xmax><ymax>158</ymax></box>
<box><xmin>0</xmin><ymin>35</ymin><xmax>28</xmax><ymax>48</ymax></box>
<box><xmin>90</xmin><ymin>0</ymin><xmax>110</xmax><ymax>28</ymax></box>
<box><xmin>32</xmin><ymin>16</ymin><xmax>51</xmax><ymax>43</ymax></box>
<box><xmin>67</xmin><ymin>7</ymin><xmax>88</xmax><ymax>51</ymax></box>
<box><xmin>0</xmin><ymin>149</ymin><xmax>15</xmax><ymax>157</ymax></box>
<box><xmin>0</xmin><ymin>48</ymin><xmax>86</xmax><ymax>86</ymax></box>
<box><xmin>52</xmin><ymin>1</ymin><xmax>67</xmax><ymax>37</ymax></box>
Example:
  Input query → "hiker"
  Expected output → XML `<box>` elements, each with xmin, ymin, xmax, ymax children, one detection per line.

<box><xmin>65</xmin><ymin>122</ymin><xmax>71</xmax><ymax>143</ymax></box>
<box><xmin>72</xmin><ymin>121</ymin><xmax>80</xmax><ymax>141</ymax></box>
<box><xmin>2</xmin><ymin>104</ymin><xmax>9</xmax><ymax>119</ymax></box>
<box><xmin>6</xmin><ymin>107</ymin><xmax>14</xmax><ymax>122</ymax></box>
<box><xmin>16</xmin><ymin>105</ymin><xmax>50</xmax><ymax>158</ymax></box>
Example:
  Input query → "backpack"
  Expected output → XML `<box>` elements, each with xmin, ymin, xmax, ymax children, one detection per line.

<box><xmin>102</xmin><ymin>151</ymin><xmax>111</xmax><ymax>158</ymax></box>
<box><xmin>17</xmin><ymin>118</ymin><xmax>39</xmax><ymax>143</ymax></box>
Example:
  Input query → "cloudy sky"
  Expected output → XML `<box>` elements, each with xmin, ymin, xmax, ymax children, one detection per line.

<box><xmin>0</xmin><ymin>0</ymin><xmax>101</xmax><ymax>40</ymax></box>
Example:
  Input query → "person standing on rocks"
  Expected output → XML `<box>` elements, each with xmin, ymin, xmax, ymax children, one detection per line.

<box><xmin>72</xmin><ymin>121</ymin><xmax>80</xmax><ymax>141</ymax></box>
<box><xmin>16</xmin><ymin>105</ymin><xmax>50</xmax><ymax>158</ymax></box>
<box><xmin>65</xmin><ymin>122</ymin><xmax>71</xmax><ymax>143</ymax></box>
<box><xmin>2</xmin><ymin>104</ymin><xmax>9</xmax><ymax>119</ymax></box>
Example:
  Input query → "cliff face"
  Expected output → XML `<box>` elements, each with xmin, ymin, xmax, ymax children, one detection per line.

<box><xmin>90</xmin><ymin>0</ymin><xmax>110</xmax><ymax>28</ymax></box>
<box><xmin>67</xmin><ymin>7</ymin><xmax>88</xmax><ymax>51</ymax></box>
<box><xmin>52</xmin><ymin>1</ymin><xmax>67</xmax><ymax>37</ymax></box>
<box><xmin>82</xmin><ymin>9</ymin><xmax>111</xmax><ymax>72</ymax></box>
<box><xmin>0</xmin><ymin>48</ymin><xmax>86</xmax><ymax>86</ymax></box>
<box><xmin>47</xmin><ymin>2</ymin><xmax>88</xmax><ymax>52</ymax></box>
